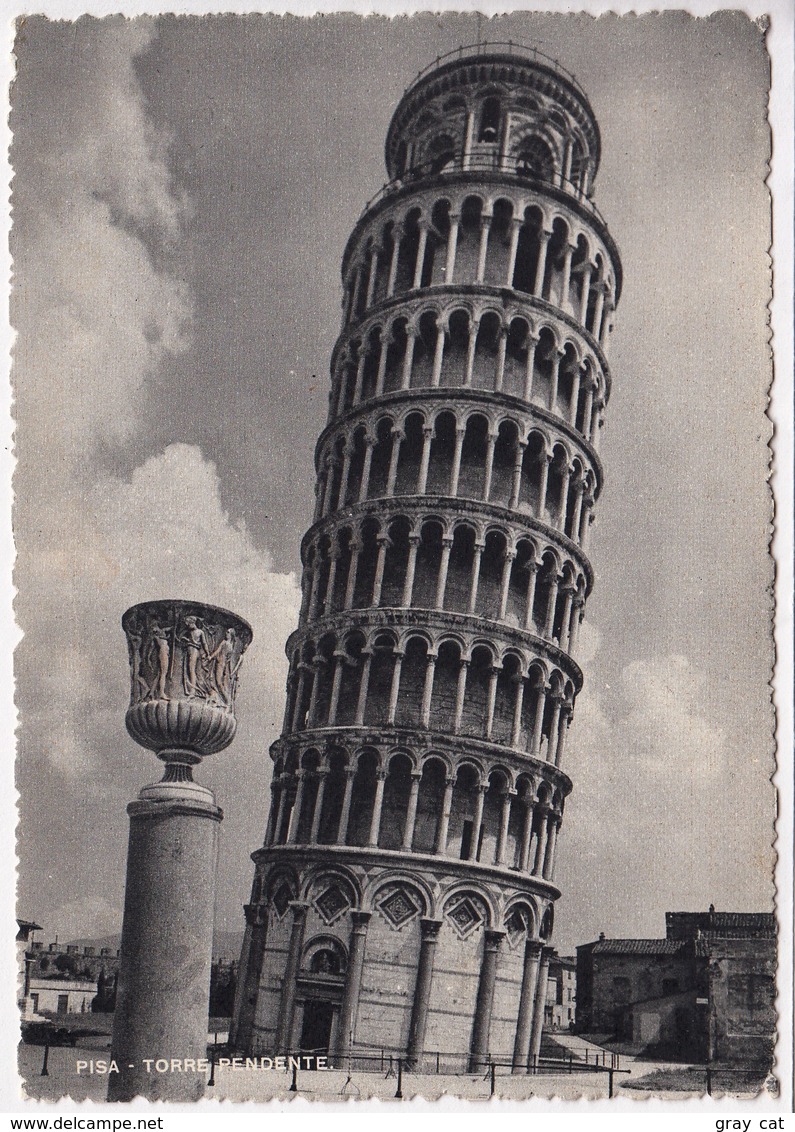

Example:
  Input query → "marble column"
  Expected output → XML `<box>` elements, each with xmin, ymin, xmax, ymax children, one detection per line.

<box><xmin>332</xmin><ymin>912</ymin><xmax>372</xmax><ymax>1064</ymax></box>
<box><xmin>528</xmin><ymin>947</ymin><xmax>553</xmax><ymax>1069</ymax></box>
<box><xmin>512</xmin><ymin>939</ymin><xmax>542</xmax><ymax>1071</ymax></box>
<box><xmin>274</xmin><ymin>901</ymin><xmax>309</xmax><ymax>1052</ymax></box>
<box><xmin>468</xmin><ymin>929</ymin><xmax>505</xmax><ymax>1071</ymax></box>
<box><xmin>406</xmin><ymin>919</ymin><xmax>443</xmax><ymax>1066</ymax></box>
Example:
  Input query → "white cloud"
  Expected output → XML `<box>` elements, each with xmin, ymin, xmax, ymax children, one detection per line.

<box><xmin>555</xmin><ymin>652</ymin><xmax>772</xmax><ymax>948</ymax></box>
<box><xmin>52</xmin><ymin>896</ymin><xmax>122</xmax><ymax>943</ymax></box>
<box><xmin>13</xmin><ymin>21</ymin><xmax>301</xmax><ymax>938</ymax></box>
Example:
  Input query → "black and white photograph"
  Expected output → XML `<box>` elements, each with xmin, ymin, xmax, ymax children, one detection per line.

<box><xmin>6</xmin><ymin>4</ymin><xmax>792</xmax><ymax>1115</ymax></box>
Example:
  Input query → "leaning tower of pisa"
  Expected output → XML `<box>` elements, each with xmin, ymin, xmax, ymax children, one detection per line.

<box><xmin>232</xmin><ymin>43</ymin><xmax>621</xmax><ymax>1071</ymax></box>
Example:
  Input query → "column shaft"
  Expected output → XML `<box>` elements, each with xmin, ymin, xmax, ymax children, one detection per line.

<box><xmin>333</xmin><ymin>912</ymin><xmax>371</xmax><ymax>1063</ymax></box>
<box><xmin>406</xmin><ymin>920</ymin><xmax>442</xmax><ymax>1065</ymax></box>
<box><xmin>469</xmin><ymin>930</ymin><xmax>505</xmax><ymax>1071</ymax></box>
<box><xmin>512</xmin><ymin>940</ymin><xmax>542</xmax><ymax>1071</ymax></box>
<box><xmin>274</xmin><ymin>903</ymin><xmax>309</xmax><ymax>1052</ymax></box>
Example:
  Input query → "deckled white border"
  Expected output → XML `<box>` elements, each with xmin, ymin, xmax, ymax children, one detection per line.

<box><xmin>1</xmin><ymin>0</ymin><xmax>791</xmax><ymax>1121</ymax></box>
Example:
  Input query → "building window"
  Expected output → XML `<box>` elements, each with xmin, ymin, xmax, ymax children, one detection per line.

<box><xmin>30</xmin><ymin>993</ymin><xmax>38</xmax><ymax>1012</ymax></box>
<box><xmin>57</xmin><ymin>994</ymin><xmax>69</xmax><ymax>1014</ymax></box>
<box><xmin>478</xmin><ymin>97</ymin><xmax>500</xmax><ymax>143</ymax></box>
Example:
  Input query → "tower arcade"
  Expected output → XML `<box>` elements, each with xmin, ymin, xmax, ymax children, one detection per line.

<box><xmin>232</xmin><ymin>43</ymin><xmax>621</xmax><ymax>1071</ymax></box>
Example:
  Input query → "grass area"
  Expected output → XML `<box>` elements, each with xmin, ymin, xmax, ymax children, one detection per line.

<box><xmin>623</xmin><ymin>1066</ymin><xmax>771</xmax><ymax>1095</ymax></box>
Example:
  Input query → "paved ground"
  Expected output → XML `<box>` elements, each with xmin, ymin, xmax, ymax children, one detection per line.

<box><xmin>16</xmin><ymin>1036</ymin><xmax>767</xmax><ymax>1105</ymax></box>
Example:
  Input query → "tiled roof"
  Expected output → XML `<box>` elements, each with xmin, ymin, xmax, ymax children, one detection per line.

<box><xmin>589</xmin><ymin>939</ymin><xmax>685</xmax><ymax>955</ymax></box>
<box><xmin>666</xmin><ymin>911</ymin><xmax>776</xmax><ymax>938</ymax></box>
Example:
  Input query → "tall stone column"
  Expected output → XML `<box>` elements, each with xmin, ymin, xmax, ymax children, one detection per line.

<box><xmin>406</xmin><ymin>919</ymin><xmax>442</xmax><ymax>1066</ymax></box>
<box><xmin>332</xmin><ymin>911</ymin><xmax>372</xmax><ymax>1064</ymax></box>
<box><xmin>109</xmin><ymin>600</ymin><xmax>252</xmax><ymax>1102</ymax></box>
<box><xmin>468</xmin><ymin>929</ymin><xmax>505</xmax><ymax>1071</ymax></box>
<box><xmin>528</xmin><ymin>946</ymin><xmax>553</xmax><ymax>1070</ymax></box>
<box><xmin>229</xmin><ymin>903</ymin><xmax>268</xmax><ymax>1053</ymax></box>
<box><xmin>512</xmin><ymin>939</ymin><xmax>542</xmax><ymax>1071</ymax></box>
<box><xmin>274</xmin><ymin>901</ymin><xmax>309</xmax><ymax>1051</ymax></box>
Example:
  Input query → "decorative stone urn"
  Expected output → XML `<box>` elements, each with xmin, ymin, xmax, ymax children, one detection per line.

<box><xmin>110</xmin><ymin>599</ymin><xmax>253</xmax><ymax>1103</ymax></box>
<box><xmin>122</xmin><ymin>600</ymin><xmax>253</xmax><ymax>773</ymax></box>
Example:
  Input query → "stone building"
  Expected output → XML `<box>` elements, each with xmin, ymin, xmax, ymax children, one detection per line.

<box><xmin>232</xmin><ymin>42</ymin><xmax>621</xmax><ymax>1070</ymax></box>
<box><xmin>546</xmin><ymin>952</ymin><xmax>576</xmax><ymax>1030</ymax></box>
<box><xmin>575</xmin><ymin>911</ymin><xmax>776</xmax><ymax>1064</ymax></box>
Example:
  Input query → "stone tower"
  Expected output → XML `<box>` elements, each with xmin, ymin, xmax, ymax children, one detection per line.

<box><xmin>232</xmin><ymin>43</ymin><xmax>620</xmax><ymax>1071</ymax></box>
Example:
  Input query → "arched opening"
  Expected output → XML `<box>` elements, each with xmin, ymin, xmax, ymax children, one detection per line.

<box><xmin>372</xmin><ymin>223</ymin><xmax>394</xmax><ymax>304</ymax></box>
<box><xmin>522</xmin><ymin>666</ymin><xmax>545</xmax><ymax>751</ymax></box>
<box><xmin>556</xmin><ymin>343</ymin><xmax>579</xmax><ymax>419</ymax></box>
<box><xmin>311</xmin><ymin>635</ymin><xmax>336</xmax><ymax>726</ymax></box>
<box><xmin>317</xmin><ymin>748</ymin><xmax>348</xmax><ymax>844</ymax></box>
<box><xmin>489</xmin><ymin>419</ymin><xmax>519</xmax><ymax>507</ymax></box>
<box><xmin>381</xmin><ymin>516</ymin><xmax>411</xmax><ymax>607</ymax></box>
<box><xmin>378</xmin><ymin>752</ymin><xmax>413</xmax><ymax>850</ymax></box>
<box><xmin>513</xmin><ymin>205</ymin><xmax>543</xmax><ymax>293</ymax></box>
<box><xmin>472</xmin><ymin>312</ymin><xmax>501</xmax><ymax>391</ymax></box>
<box><xmin>453</xmin><ymin>195</ymin><xmax>483</xmax><ymax>284</ymax></box>
<box><xmin>458</xmin><ymin>414</ymin><xmax>488</xmax><ymax>500</ymax></box>
<box><xmin>383</xmin><ymin>319</ymin><xmax>407</xmax><ymax>394</ymax></box>
<box><xmin>331</xmin><ymin>528</ymin><xmax>354</xmax><ymax>612</ymax></box>
<box><xmin>532</xmin><ymin>327</ymin><xmax>557</xmax><ymax>409</ymax></box>
<box><xmin>460</xmin><ymin>645</ymin><xmax>492</xmax><ymax>739</ymax></box>
<box><xmin>367</xmin><ymin>417</ymin><xmax>394</xmax><ymax>500</ymax></box>
<box><xmin>412</xmin><ymin>519</ymin><xmax>444</xmax><ymax>609</ymax></box>
<box><xmin>395</xmin><ymin>636</ymin><xmax>428</xmax><ymax>728</ymax></box>
<box><xmin>412</xmin><ymin>757</ymin><xmax>446</xmax><ymax>853</ymax></box>
<box><xmin>570</xmin><ymin>234</ymin><xmax>590</xmax><ymax>317</ymax></box>
<box><xmin>395</xmin><ymin>208</ymin><xmax>422</xmax><ymax>294</ymax></box>
<box><xmin>478</xmin><ymin>96</ymin><xmax>501</xmax><ymax>143</ymax></box>
<box><xmin>548</xmin><ymin>444</ymin><xmax>569</xmax><ymax>528</ymax></box>
<box><xmin>346</xmin><ymin>749</ymin><xmax>379</xmax><ymax>846</ymax></box>
<box><xmin>363</xmin><ymin>633</ymin><xmax>396</xmax><ymax>726</ymax></box>
<box><xmin>351</xmin><ymin>518</ymin><xmax>379</xmax><ymax>608</ymax></box>
<box><xmin>430</xmin><ymin>199</ymin><xmax>452</xmax><ymax>286</ymax></box>
<box><xmin>448</xmin><ymin>763</ymin><xmax>482</xmax><ymax>859</ymax></box>
<box><xmin>354</xmin><ymin>255</ymin><xmax>371</xmax><ymax>321</ymax></box>
<box><xmin>506</xmin><ymin>538</ymin><xmax>536</xmax><ymax>628</ymax></box>
<box><xmin>543</xmin><ymin>217</ymin><xmax>570</xmax><ymax>306</ymax></box>
<box><xmin>477</xmin><ymin>529</ymin><xmax>507</xmax><ymax>620</ymax></box>
<box><xmin>296</xmin><ymin>749</ymin><xmax>321</xmax><ymax>843</ymax></box>
<box><xmin>394</xmin><ymin>412</ymin><xmax>424</xmax><ymax>496</ymax></box>
<box><xmin>515</xmin><ymin>134</ymin><xmax>555</xmax><ymax>181</ymax></box>
<box><xmin>493</xmin><ymin>653</ymin><xmax>521</xmax><ymax>745</ymax></box>
<box><xmin>534</xmin><ymin>552</ymin><xmax>559</xmax><ymax>635</ymax></box>
<box><xmin>426</xmin><ymin>411</ymin><xmax>456</xmax><ymax>494</ymax></box>
<box><xmin>360</xmin><ymin>327</ymin><xmax>381</xmax><ymax>403</ymax></box>
<box><xmin>481</xmin><ymin>769</ymin><xmax>509</xmax><ymax>865</ymax></box>
<box><xmin>411</xmin><ymin>310</ymin><xmax>438</xmax><ymax>388</ymax></box>
<box><xmin>445</xmin><ymin>523</ymin><xmax>476</xmax><ymax>613</ymax></box>
<box><xmin>326</xmin><ymin>436</ymin><xmax>346</xmax><ymax>514</ymax></box>
<box><xmin>344</xmin><ymin>428</ymin><xmax>367</xmax><ymax>507</ymax></box>
<box><xmin>336</xmin><ymin>632</ymin><xmax>365</xmax><ymax>727</ymax></box>
<box><xmin>442</xmin><ymin>309</ymin><xmax>470</xmax><ymax>387</ymax></box>
<box><xmin>518</xmin><ymin>431</ymin><xmax>546</xmax><ymax>516</ymax></box>
<box><xmin>426</xmin><ymin>132</ymin><xmax>457</xmax><ymax>174</ymax></box>
<box><xmin>484</xmin><ymin>198</ymin><xmax>513</xmax><ymax>286</ymax></box>
<box><xmin>432</xmin><ymin>640</ymin><xmax>461</xmax><ymax>735</ymax></box>
<box><xmin>504</xmin><ymin>317</ymin><xmax>530</xmax><ymax>398</ymax></box>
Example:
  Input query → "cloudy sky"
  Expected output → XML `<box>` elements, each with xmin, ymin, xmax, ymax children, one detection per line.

<box><xmin>11</xmin><ymin>11</ymin><xmax>773</xmax><ymax>954</ymax></box>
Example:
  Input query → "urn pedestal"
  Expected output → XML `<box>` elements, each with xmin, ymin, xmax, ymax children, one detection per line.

<box><xmin>108</xmin><ymin>601</ymin><xmax>252</xmax><ymax>1103</ymax></box>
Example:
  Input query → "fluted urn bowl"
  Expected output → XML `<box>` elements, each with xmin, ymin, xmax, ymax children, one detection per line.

<box><xmin>122</xmin><ymin>600</ymin><xmax>253</xmax><ymax>760</ymax></box>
